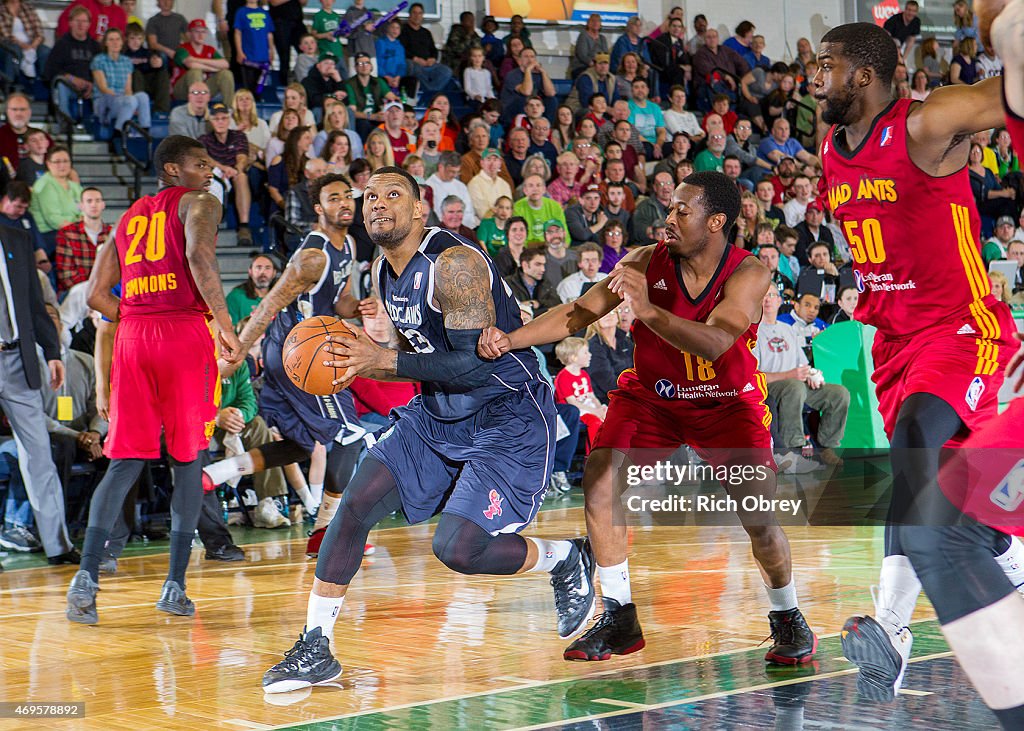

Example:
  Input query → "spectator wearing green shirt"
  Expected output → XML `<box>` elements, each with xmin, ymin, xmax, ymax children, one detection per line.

<box><xmin>627</xmin><ymin>78</ymin><xmax>666</xmax><ymax>158</ymax></box>
<box><xmin>694</xmin><ymin>132</ymin><xmax>727</xmax><ymax>172</ymax></box>
<box><xmin>226</xmin><ymin>253</ymin><xmax>277</xmax><ymax>324</ymax></box>
<box><xmin>30</xmin><ymin>145</ymin><xmax>82</xmax><ymax>254</ymax></box>
<box><xmin>213</xmin><ymin>359</ymin><xmax>291</xmax><ymax>528</ymax></box>
<box><xmin>475</xmin><ymin>195</ymin><xmax>512</xmax><ymax>257</ymax></box>
<box><xmin>512</xmin><ymin>174</ymin><xmax>568</xmax><ymax>244</ymax></box>
<box><xmin>311</xmin><ymin>0</ymin><xmax>344</xmax><ymax>64</ymax></box>
<box><xmin>343</xmin><ymin>51</ymin><xmax>398</xmax><ymax>139</ymax></box>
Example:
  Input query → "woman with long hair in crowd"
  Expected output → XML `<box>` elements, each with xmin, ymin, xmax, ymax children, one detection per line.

<box><xmin>734</xmin><ymin>191</ymin><xmax>767</xmax><ymax>250</ymax></box>
<box><xmin>321</xmin><ymin>130</ymin><xmax>353</xmax><ymax>174</ymax></box>
<box><xmin>264</xmin><ymin>108</ymin><xmax>301</xmax><ymax>171</ymax></box>
<box><xmin>993</xmin><ymin>128</ymin><xmax>1020</xmax><ymax>179</ymax></box>
<box><xmin>918</xmin><ymin>37</ymin><xmax>946</xmax><ymax>86</ymax></box>
<box><xmin>910</xmin><ymin>69</ymin><xmax>931</xmax><ymax>101</ymax></box>
<box><xmin>364</xmin><ymin>128</ymin><xmax>396</xmax><ymax>170</ymax></box>
<box><xmin>30</xmin><ymin>144</ymin><xmax>82</xmax><ymax>251</ymax></box>
<box><xmin>312</xmin><ymin>100</ymin><xmax>363</xmax><ymax>159</ymax></box>
<box><xmin>988</xmin><ymin>271</ymin><xmax>1011</xmax><ymax>304</ymax></box>
<box><xmin>614</xmin><ymin>52</ymin><xmax>650</xmax><ymax>101</ymax></box>
<box><xmin>968</xmin><ymin>142</ymin><xmax>1018</xmax><ymax>233</ymax></box>
<box><xmin>232</xmin><ymin>88</ymin><xmax>272</xmax><ymax>164</ymax></box>
<box><xmin>551</xmin><ymin>104</ymin><xmax>576</xmax><ymax>153</ymax></box>
<box><xmin>269</xmin><ymin>82</ymin><xmax>316</xmax><ymax>134</ymax></box>
<box><xmin>952</xmin><ymin>0</ymin><xmax>978</xmax><ymax>43</ymax></box>
<box><xmin>267</xmin><ymin>125</ymin><xmax>313</xmax><ymax>210</ymax></box>
<box><xmin>91</xmin><ymin>27</ymin><xmax>150</xmax><ymax>149</ymax></box>
<box><xmin>949</xmin><ymin>38</ymin><xmax>979</xmax><ymax>86</ymax></box>
<box><xmin>499</xmin><ymin>35</ymin><xmax>525</xmax><ymax>79</ymax></box>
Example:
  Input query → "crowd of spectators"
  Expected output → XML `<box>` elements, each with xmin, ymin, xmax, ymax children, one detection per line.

<box><xmin>1</xmin><ymin>0</ymin><xmax>1023</xmax><ymax>567</ymax></box>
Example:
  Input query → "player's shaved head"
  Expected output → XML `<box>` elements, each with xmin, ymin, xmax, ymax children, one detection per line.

<box><xmin>819</xmin><ymin>23</ymin><xmax>899</xmax><ymax>88</ymax></box>
<box><xmin>368</xmin><ymin>166</ymin><xmax>420</xmax><ymax>200</ymax></box>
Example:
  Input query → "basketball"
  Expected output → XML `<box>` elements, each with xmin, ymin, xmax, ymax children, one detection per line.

<box><xmin>282</xmin><ymin>316</ymin><xmax>356</xmax><ymax>395</ymax></box>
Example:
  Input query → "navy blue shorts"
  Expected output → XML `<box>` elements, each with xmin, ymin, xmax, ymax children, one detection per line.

<box><xmin>260</xmin><ymin>338</ymin><xmax>364</xmax><ymax>452</ymax></box>
<box><xmin>369</xmin><ymin>380</ymin><xmax>556</xmax><ymax>535</ymax></box>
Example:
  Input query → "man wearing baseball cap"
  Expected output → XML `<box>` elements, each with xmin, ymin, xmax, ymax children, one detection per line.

<box><xmin>794</xmin><ymin>198</ymin><xmax>836</xmax><ymax>265</ymax></box>
<box><xmin>302</xmin><ymin>53</ymin><xmax>346</xmax><ymax>113</ymax></box>
<box><xmin>379</xmin><ymin>100</ymin><xmax>415</xmax><ymax>165</ymax></box>
<box><xmin>172</xmin><ymin>19</ymin><xmax>235</xmax><ymax>105</ymax></box>
<box><xmin>572</xmin><ymin>51</ymin><xmax>618</xmax><ymax>114</ymax></box>
<box><xmin>467</xmin><ymin>148</ymin><xmax>512</xmax><ymax>222</ymax></box>
<box><xmin>565</xmin><ymin>182</ymin><xmax>609</xmax><ymax>248</ymax></box>
<box><xmin>199</xmin><ymin>103</ymin><xmax>255</xmax><ymax>247</ymax></box>
<box><xmin>983</xmin><ymin>215</ymin><xmax>1020</xmax><ymax>265</ymax></box>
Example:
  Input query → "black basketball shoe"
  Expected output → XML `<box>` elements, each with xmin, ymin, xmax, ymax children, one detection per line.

<box><xmin>263</xmin><ymin>626</ymin><xmax>343</xmax><ymax>694</ymax></box>
<box><xmin>764</xmin><ymin>608</ymin><xmax>818</xmax><ymax>665</ymax></box>
<box><xmin>841</xmin><ymin>614</ymin><xmax>911</xmax><ymax>702</ymax></box>
<box><xmin>155</xmin><ymin>580</ymin><xmax>195</xmax><ymax>616</ymax></box>
<box><xmin>563</xmin><ymin>598</ymin><xmax>646</xmax><ymax>661</ymax></box>
<box><xmin>550</xmin><ymin>537</ymin><xmax>596</xmax><ymax>639</ymax></box>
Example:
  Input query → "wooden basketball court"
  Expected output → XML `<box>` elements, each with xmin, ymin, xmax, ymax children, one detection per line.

<box><xmin>0</xmin><ymin>475</ymin><xmax>1003</xmax><ymax>730</ymax></box>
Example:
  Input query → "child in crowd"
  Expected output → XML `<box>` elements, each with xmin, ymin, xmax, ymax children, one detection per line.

<box><xmin>233</xmin><ymin>0</ymin><xmax>275</xmax><ymax>93</ymax></box>
<box><xmin>293</xmin><ymin>34</ymin><xmax>319</xmax><ymax>82</ymax></box>
<box><xmin>480</xmin><ymin>99</ymin><xmax>504</xmax><ymax>149</ymax></box>
<box><xmin>312</xmin><ymin>0</ymin><xmax>345</xmax><ymax>62</ymax></box>
<box><xmin>401</xmin><ymin>154</ymin><xmax>427</xmax><ymax>184</ymax></box>
<box><xmin>476</xmin><ymin>194</ymin><xmax>512</xmax><ymax>257</ymax></box>
<box><xmin>125</xmin><ymin>23</ymin><xmax>170</xmax><ymax>112</ymax></box>
<box><xmin>463</xmin><ymin>46</ymin><xmax>495</xmax><ymax>104</ymax></box>
<box><xmin>342</xmin><ymin>0</ymin><xmax>376</xmax><ymax>76</ymax></box>
<box><xmin>830</xmin><ymin>286</ymin><xmax>859</xmax><ymax>324</ymax></box>
<box><xmin>15</xmin><ymin>129</ymin><xmax>48</xmax><ymax>184</ymax></box>
<box><xmin>554</xmin><ymin>337</ymin><xmax>607</xmax><ymax>453</ymax></box>
<box><xmin>513</xmin><ymin>95</ymin><xmax>546</xmax><ymax>130</ymax></box>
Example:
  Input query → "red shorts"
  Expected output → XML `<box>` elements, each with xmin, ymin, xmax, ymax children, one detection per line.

<box><xmin>938</xmin><ymin>399</ymin><xmax>1024</xmax><ymax>536</ymax></box>
<box><xmin>591</xmin><ymin>372</ymin><xmax>775</xmax><ymax>470</ymax></box>
<box><xmin>105</xmin><ymin>316</ymin><xmax>219</xmax><ymax>462</ymax></box>
<box><xmin>871</xmin><ymin>299</ymin><xmax>1016</xmax><ymax>444</ymax></box>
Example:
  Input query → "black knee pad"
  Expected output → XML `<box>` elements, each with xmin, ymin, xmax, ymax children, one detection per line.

<box><xmin>432</xmin><ymin>517</ymin><xmax>489</xmax><ymax>575</ymax></box>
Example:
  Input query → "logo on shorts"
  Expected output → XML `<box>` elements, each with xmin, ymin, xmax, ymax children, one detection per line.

<box><xmin>655</xmin><ymin>379</ymin><xmax>676</xmax><ymax>398</ymax></box>
<box><xmin>854</xmin><ymin>270</ymin><xmax>865</xmax><ymax>293</ymax></box>
<box><xmin>483</xmin><ymin>489</ymin><xmax>504</xmax><ymax>520</ymax></box>
<box><xmin>957</xmin><ymin>323</ymin><xmax>976</xmax><ymax>335</ymax></box>
<box><xmin>965</xmin><ymin>376</ymin><xmax>985</xmax><ymax>411</ymax></box>
<box><xmin>990</xmin><ymin>460</ymin><xmax>1024</xmax><ymax>512</ymax></box>
<box><xmin>743</xmin><ymin>382</ymin><xmax>755</xmax><ymax>393</ymax></box>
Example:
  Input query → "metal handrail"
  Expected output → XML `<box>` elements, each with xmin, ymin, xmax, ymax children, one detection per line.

<box><xmin>49</xmin><ymin>76</ymin><xmax>79</xmax><ymax>153</ymax></box>
<box><xmin>121</xmin><ymin>119</ymin><xmax>152</xmax><ymax>201</ymax></box>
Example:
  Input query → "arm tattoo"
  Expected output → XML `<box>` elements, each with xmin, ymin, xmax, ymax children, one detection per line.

<box><xmin>433</xmin><ymin>247</ymin><xmax>495</xmax><ymax>330</ymax></box>
<box><xmin>183</xmin><ymin>193</ymin><xmax>231</xmax><ymax>330</ymax></box>
<box><xmin>239</xmin><ymin>249</ymin><xmax>325</xmax><ymax>348</ymax></box>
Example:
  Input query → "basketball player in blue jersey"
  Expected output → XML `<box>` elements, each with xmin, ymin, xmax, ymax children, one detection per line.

<box><xmin>261</xmin><ymin>167</ymin><xmax>595</xmax><ymax>694</ymax></box>
<box><xmin>205</xmin><ymin>174</ymin><xmax>373</xmax><ymax>556</ymax></box>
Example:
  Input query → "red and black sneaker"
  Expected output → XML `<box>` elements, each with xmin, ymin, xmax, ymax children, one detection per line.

<box><xmin>306</xmin><ymin>528</ymin><xmax>325</xmax><ymax>558</ymax></box>
<box><xmin>563</xmin><ymin>598</ymin><xmax>645</xmax><ymax>661</ymax></box>
<box><xmin>764</xmin><ymin>608</ymin><xmax>818</xmax><ymax>665</ymax></box>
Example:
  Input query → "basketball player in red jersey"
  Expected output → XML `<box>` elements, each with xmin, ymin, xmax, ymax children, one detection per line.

<box><xmin>65</xmin><ymin>136</ymin><xmax>242</xmax><ymax>625</ymax></box>
<box><xmin>480</xmin><ymin>172</ymin><xmax>818</xmax><ymax>665</ymax></box>
<box><xmin>813</xmin><ymin>24</ymin><xmax>1024</xmax><ymax>711</ymax></box>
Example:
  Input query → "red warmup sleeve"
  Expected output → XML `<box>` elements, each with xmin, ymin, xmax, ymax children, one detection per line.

<box><xmin>349</xmin><ymin>377</ymin><xmax>420</xmax><ymax>417</ymax></box>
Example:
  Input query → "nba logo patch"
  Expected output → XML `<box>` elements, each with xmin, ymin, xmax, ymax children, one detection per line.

<box><xmin>990</xmin><ymin>460</ymin><xmax>1024</xmax><ymax>512</ymax></box>
<box><xmin>413</xmin><ymin>272</ymin><xmax>423</xmax><ymax>290</ymax></box>
<box><xmin>879</xmin><ymin>126</ymin><xmax>894</xmax><ymax>147</ymax></box>
<box><xmin>854</xmin><ymin>270</ymin><xmax>865</xmax><ymax>293</ymax></box>
<box><xmin>965</xmin><ymin>376</ymin><xmax>985</xmax><ymax>411</ymax></box>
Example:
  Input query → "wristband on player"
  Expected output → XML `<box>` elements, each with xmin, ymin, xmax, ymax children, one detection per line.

<box><xmin>394</xmin><ymin>328</ymin><xmax>494</xmax><ymax>388</ymax></box>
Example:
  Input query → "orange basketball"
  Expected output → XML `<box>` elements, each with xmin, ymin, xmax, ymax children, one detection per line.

<box><xmin>282</xmin><ymin>316</ymin><xmax>356</xmax><ymax>395</ymax></box>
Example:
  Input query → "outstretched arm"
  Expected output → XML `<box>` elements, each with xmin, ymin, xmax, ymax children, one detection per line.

<box><xmin>907</xmin><ymin>78</ymin><xmax>1006</xmax><ymax>171</ymax></box>
<box><xmin>237</xmin><ymin>248</ymin><xmax>328</xmax><ymax>353</ymax></box>
<box><xmin>182</xmin><ymin>191</ymin><xmax>241</xmax><ymax>362</ymax></box>
<box><xmin>478</xmin><ymin>247</ymin><xmax>651</xmax><ymax>359</ymax></box>
<box><xmin>608</xmin><ymin>256</ymin><xmax>770</xmax><ymax>362</ymax></box>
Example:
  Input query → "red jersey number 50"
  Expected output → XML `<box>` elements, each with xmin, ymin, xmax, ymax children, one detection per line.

<box><xmin>124</xmin><ymin>211</ymin><xmax>167</xmax><ymax>265</ymax></box>
<box><xmin>842</xmin><ymin>218</ymin><xmax>887</xmax><ymax>264</ymax></box>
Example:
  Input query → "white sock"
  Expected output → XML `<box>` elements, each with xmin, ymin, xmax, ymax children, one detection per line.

<box><xmin>764</xmin><ymin>580</ymin><xmax>798</xmax><ymax>612</ymax></box>
<box><xmin>314</xmin><ymin>493</ymin><xmax>341</xmax><ymax>531</ymax></box>
<box><xmin>310</xmin><ymin>482</ymin><xmax>324</xmax><ymax>506</ymax></box>
<box><xmin>597</xmin><ymin>559</ymin><xmax>631</xmax><ymax>606</ymax></box>
<box><xmin>525</xmin><ymin>537</ymin><xmax>572</xmax><ymax>573</ymax></box>
<box><xmin>203</xmin><ymin>452</ymin><xmax>254</xmax><ymax>486</ymax></box>
<box><xmin>876</xmin><ymin>554</ymin><xmax>921</xmax><ymax>630</ymax></box>
<box><xmin>994</xmin><ymin>536</ymin><xmax>1024</xmax><ymax>589</ymax></box>
<box><xmin>293</xmin><ymin>484</ymin><xmax>318</xmax><ymax>513</ymax></box>
<box><xmin>306</xmin><ymin>591</ymin><xmax>344</xmax><ymax>645</ymax></box>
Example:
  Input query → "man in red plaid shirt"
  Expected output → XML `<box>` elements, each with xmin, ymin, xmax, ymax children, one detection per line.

<box><xmin>55</xmin><ymin>187</ymin><xmax>110</xmax><ymax>295</ymax></box>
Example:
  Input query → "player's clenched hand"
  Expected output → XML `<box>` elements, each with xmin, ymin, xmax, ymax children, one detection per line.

<box><xmin>218</xmin><ymin>356</ymin><xmax>242</xmax><ymax>378</ymax></box>
<box><xmin>1006</xmin><ymin>332</ymin><xmax>1024</xmax><ymax>392</ymax></box>
<box><xmin>218</xmin><ymin>329</ymin><xmax>244</xmax><ymax>364</ymax></box>
<box><xmin>607</xmin><ymin>265</ymin><xmax>653</xmax><ymax>319</ymax></box>
<box><xmin>324</xmin><ymin>329</ymin><xmax>390</xmax><ymax>379</ymax></box>
<box><xmin>478</xmin><ymin>327</ymin><xmax>511</xmax><ymax>359</ymax></box>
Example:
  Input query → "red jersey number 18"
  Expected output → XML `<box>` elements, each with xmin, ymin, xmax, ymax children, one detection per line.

<box><xmin>842</xmin><ymin>217</ymin><xmax>887</xmax><ymax>264</ymax></box>
<box><xmin>124</xmin><ymin>211</ymin><xmax>168</xmax><ymax>265</ymax></box>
